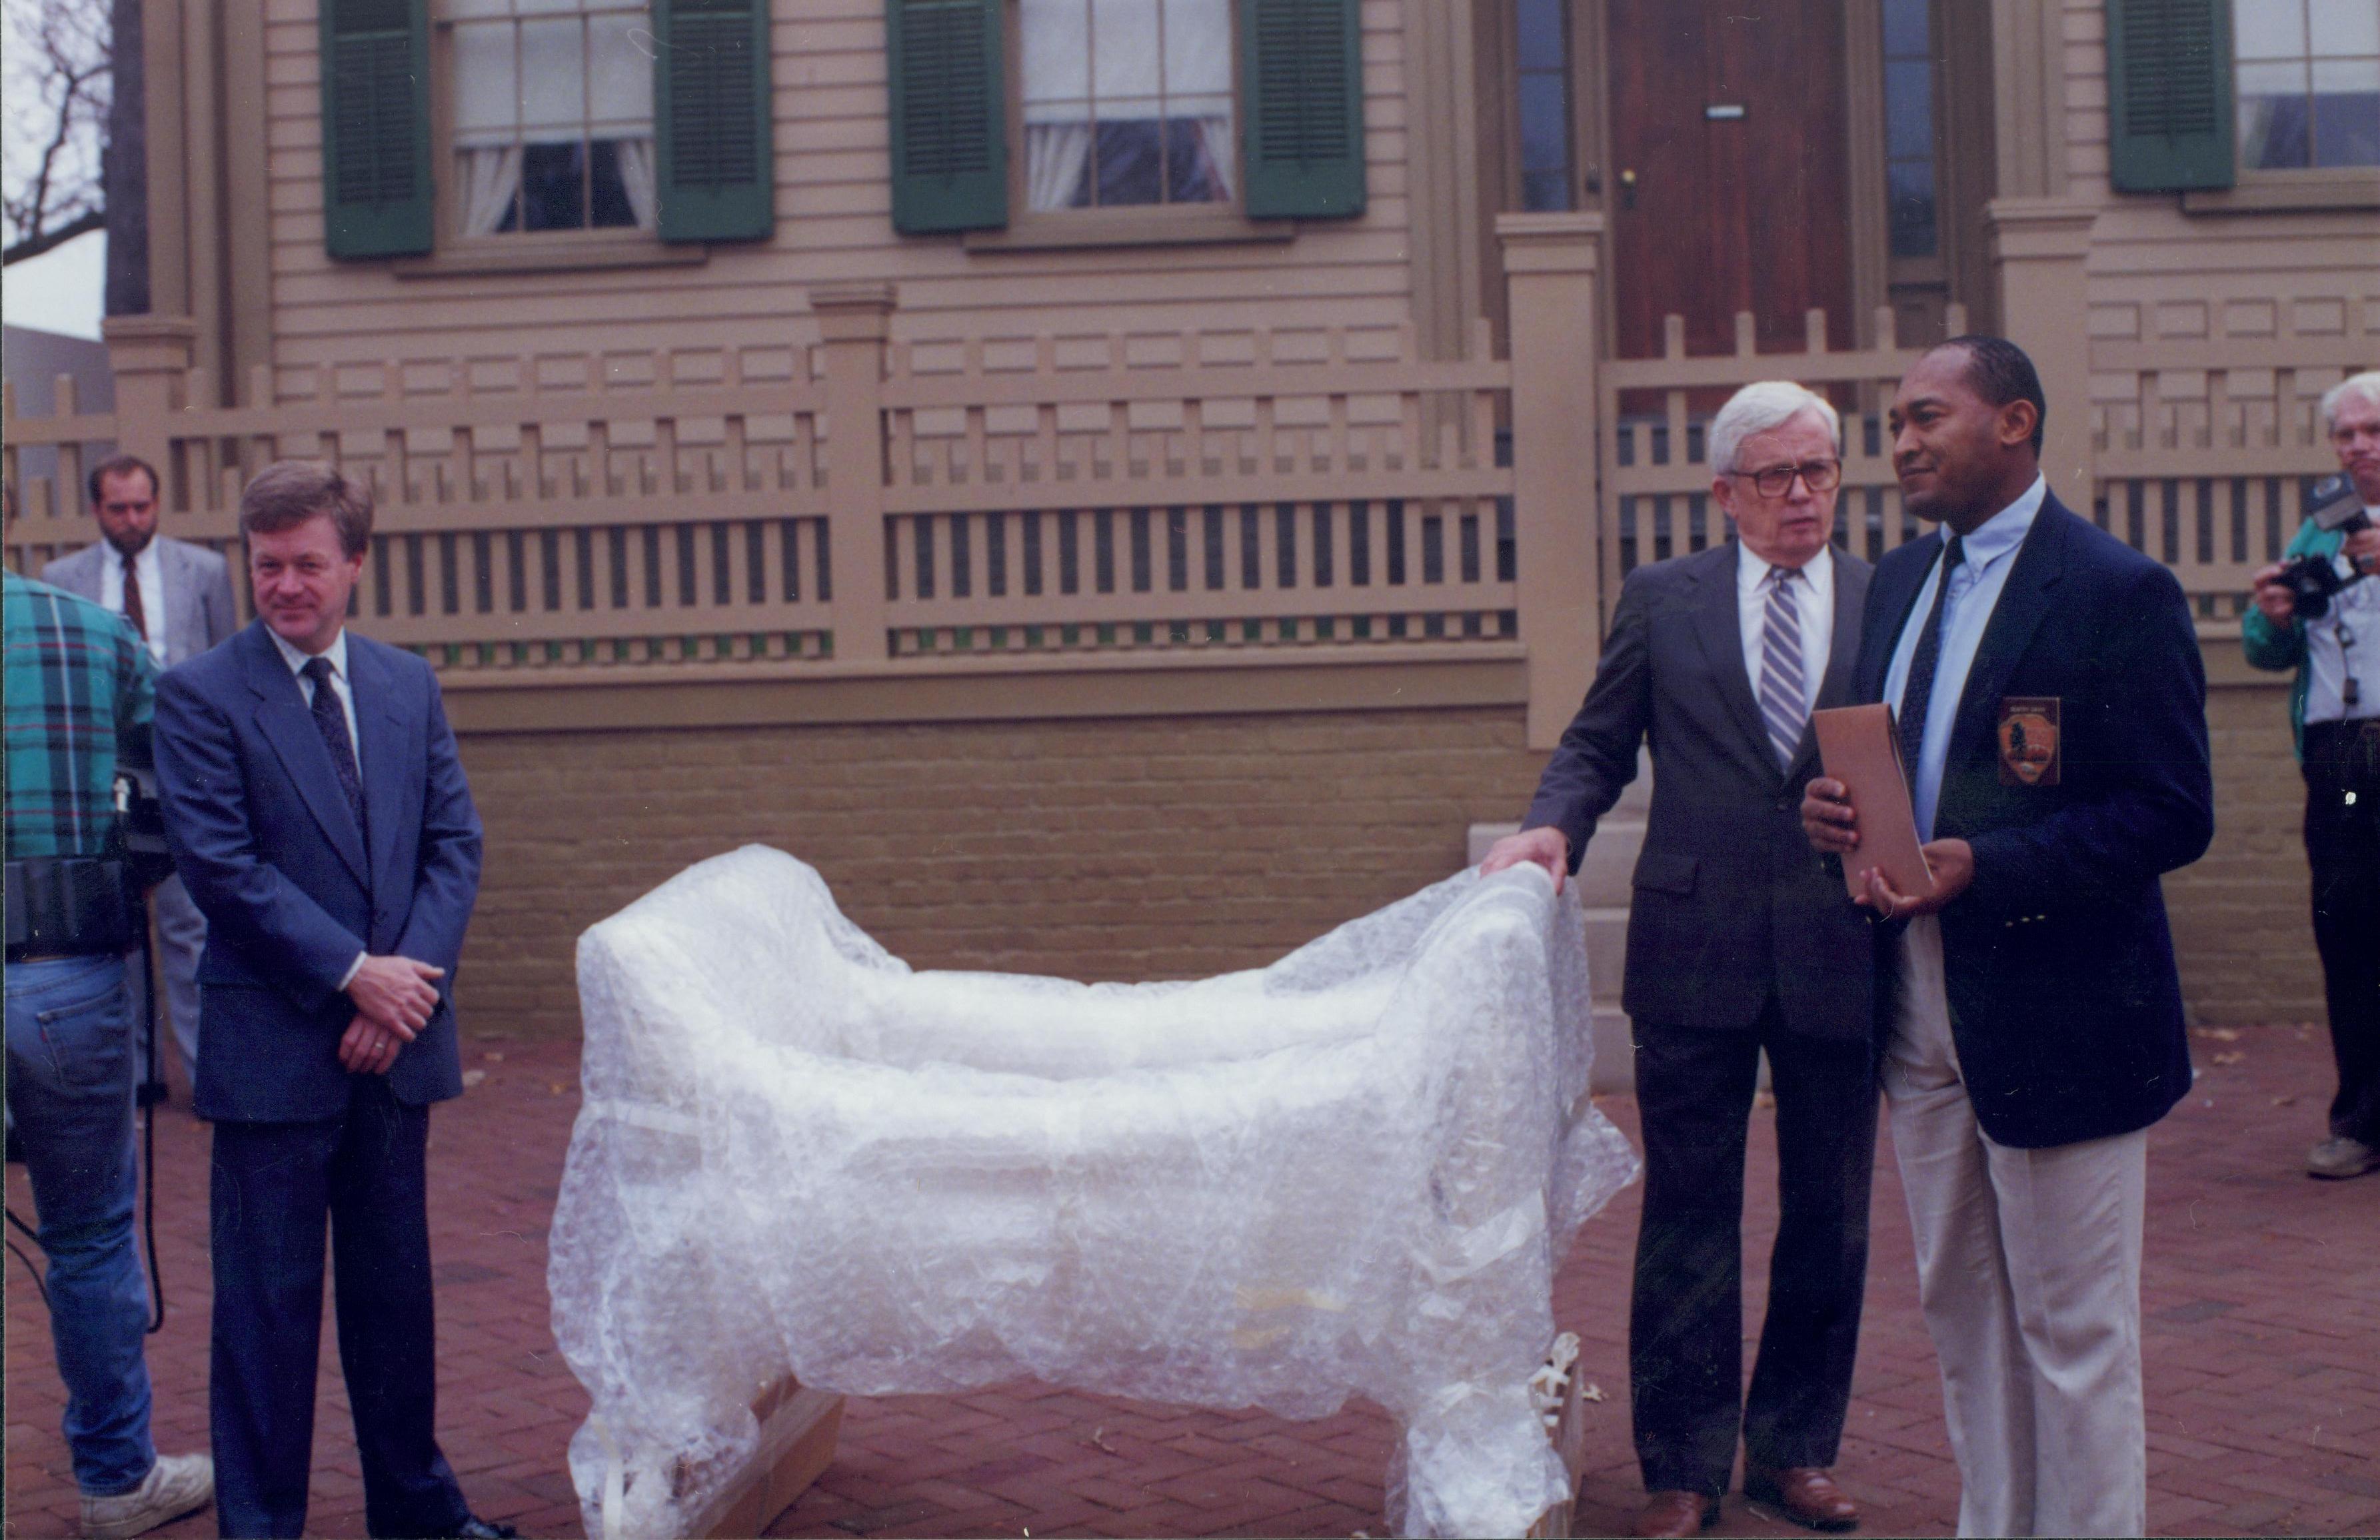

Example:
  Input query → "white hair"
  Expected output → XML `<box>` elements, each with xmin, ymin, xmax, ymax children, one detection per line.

<box><xmin>1708</xmin><ymin>381</ymin><xmax>1843</xmax><ymax>476</ymax></box>
<box><xmin>2321</xmin><ymin>370</ymin><xmax>2380</xmax><ymax>430</ymax></box>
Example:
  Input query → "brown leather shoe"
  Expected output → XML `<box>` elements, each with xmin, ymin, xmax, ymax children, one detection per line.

<box><xmin>1744</xmin><ymin>1466</ymin><xmax>1860</xmax><ymax>1533</ymax></box>
<box><xmin>1630</xmin><ymin>1489</ymin><xmax>1719</xmax><ymax>1537</ymax></box>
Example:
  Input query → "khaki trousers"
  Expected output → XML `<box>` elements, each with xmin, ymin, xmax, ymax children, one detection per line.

<box><xmin>1883</xmin><ymin>916</ymin><xmax>2148</xmax><ymax>1538</ymax></box>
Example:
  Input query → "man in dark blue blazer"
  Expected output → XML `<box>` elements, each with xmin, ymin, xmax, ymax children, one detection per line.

<box><xmin>153</xmin><ymin>462</ymin><xmax>513</xmax><ymax>1539</ymax></box>
<box><xmin>1805</xmin><ymin>339</ymin><xmax>2213</xmax><ymax>1537</ymax></box>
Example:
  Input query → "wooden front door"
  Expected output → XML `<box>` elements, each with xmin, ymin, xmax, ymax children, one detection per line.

<box><xmin>1604</xmin><ymin>2</ymin><xmax>1853</xmax><ymax>360</ymax></box>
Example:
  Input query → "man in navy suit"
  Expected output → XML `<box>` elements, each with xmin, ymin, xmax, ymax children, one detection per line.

<box><xmin>1804</xmin><ymin>339</ymin><xmax>2213</xmax><ymax>1536</ymax></box>
<box><xmin>1486</xmin><ymin>381</ymin><xmax>1875</xmax><ymax>1537</ymax></box>
<box><xmin>153</xmin><ymin>462</ymin><xmax>514</xmax><ymax>1539</ymax></box>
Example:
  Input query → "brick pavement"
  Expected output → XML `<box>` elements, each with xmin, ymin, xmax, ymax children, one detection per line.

<box><xmin>7</xmin><ymin>1022</ymin><xmax>2375</xmax><ymax>1538</ymax></box>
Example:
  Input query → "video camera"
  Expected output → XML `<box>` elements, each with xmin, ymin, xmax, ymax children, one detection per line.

<box><xmin>2275</xmin><ymin>473</ymin><xmax>2373</xmax><ymax>621</ymax></box>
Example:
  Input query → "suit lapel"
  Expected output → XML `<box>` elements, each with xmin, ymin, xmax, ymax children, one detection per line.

<box><xmin>1943</xmin><ymin>496</ymin><xmax>2072</xmax><ymax>778</ymax></box>
<box><xmin>349</xmin><ymin>638</ymin><xmax>411</xmax><ymax>894</ymax></box>
<box><xmin>242</xmin><ymin>624</ymin><xmax>371</xmax><ymax>888</ymax></box>
<box><xmin>1861</xmin><ymin>532</ymin><xmax>1943</xmax><ymax>702</ymax></box>
<box><xmin>1690</xmin><ymin>542</ymin><xmax>1780</xmax><ymax>778</ymax></box>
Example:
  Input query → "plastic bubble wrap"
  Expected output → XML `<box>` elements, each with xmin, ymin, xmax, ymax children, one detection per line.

<box><xmin>550</xmin><ymin>846</ymin><xmax>1639</xmax><ymax>1539</ymax></box>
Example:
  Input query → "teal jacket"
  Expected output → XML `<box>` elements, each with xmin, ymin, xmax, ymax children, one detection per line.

<box><xmin>2241</xmin><ymin>516</ymin><xmax>2347</xmax><ymax>760</ymax></box>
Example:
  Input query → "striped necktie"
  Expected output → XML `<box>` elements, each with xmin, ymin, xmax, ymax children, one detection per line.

<box><xmin>1758</xmin><ymin>564</ymin><xmax>1807</xmax><ymax>769</ymax></box>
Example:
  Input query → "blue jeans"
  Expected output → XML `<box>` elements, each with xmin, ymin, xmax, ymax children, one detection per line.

<box><xmin>5</xmin><ymin>953</ymin><xmax>156</xmax><ymax>1496</ymax></box>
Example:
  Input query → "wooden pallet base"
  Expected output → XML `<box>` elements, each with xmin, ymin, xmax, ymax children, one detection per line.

<box><xmin>686</xmin><ymin>1379</ymin><xmax>846</xmax><ymax>1539</ymax></box>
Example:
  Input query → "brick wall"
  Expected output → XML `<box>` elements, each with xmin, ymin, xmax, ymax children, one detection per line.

<box><xmin>449</xmin><ymin>656</ymin><xmax>2322</xmax><ymax>1041</ymax></box>
<box><xmin>2171</xmin><ymin>664</ymin><xmax>2325</xmax><ymax>1027</ymax></box>
<box><xmin>450</xmin><ymin>706</ymin><xmax>1550</xmax><ymax>1038</ymax></box>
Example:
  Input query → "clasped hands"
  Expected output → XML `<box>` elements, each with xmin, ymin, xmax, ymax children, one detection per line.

<box><xmin>1800</xmin><ymin>780</ymin><xmax>1974</xmax><ymax>920</ymax></box>
<box><xmin>340</xmin><ymin>954</ymin><xmax>446</xmax><ymax>1076</ymax></box>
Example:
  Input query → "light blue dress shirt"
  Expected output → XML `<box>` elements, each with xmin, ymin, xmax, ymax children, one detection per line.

<box><xmin>1882</xmin><ymin>475</ymin><xmax>2048</xmax><ymax>841</ymax></box>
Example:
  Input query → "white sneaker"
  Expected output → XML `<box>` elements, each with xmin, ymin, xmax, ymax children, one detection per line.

<box><xmin>81</xmin><ymin>1452</ymin><xmax>215</xmax><ymax>1540</ymax></box>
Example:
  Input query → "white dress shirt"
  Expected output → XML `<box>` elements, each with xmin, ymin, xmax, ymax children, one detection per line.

<box><xmin>1883</xmin><ymin>474</ymin><xmax>2049</xmax><ymax>841</ymax></box>
<box><xmin>267</xmin><ymin>626</ymin><xmax>369</xmax><ymax>992</ymax></box>
<box><xmin>1736</xmin><ymin>540</ymin><xmax>1834</xmax><ymax>728</ymax></box>
<box><xmin>269</xmin><ymin>626</ymin><xmax>362</xmax><ymax>772</ymax></box>
<box><xmin>99</xmin><ymin>540</ymin><xmax>169</xmax><ymax>666</ymax></box>
<box><xmin>2301</xmin><ymin>502</ymin><xmax>2380</xmax><ymax>724</ymax></box>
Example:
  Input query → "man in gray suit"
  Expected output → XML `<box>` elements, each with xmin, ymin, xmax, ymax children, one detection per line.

<box><xmin>45</xmin><ymin>454</ymin><xmax>241</xmax><ymax>1095</ymax></box>
<box><xmin>1484</xmin><ymin>383</ymin><xmax>1878</xmax><ymax>1537</ymax></box>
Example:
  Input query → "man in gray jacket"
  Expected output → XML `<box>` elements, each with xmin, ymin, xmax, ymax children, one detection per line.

<box><xmin>45</xmin><ymin>454</ymin><xmax>240</xmax><ymax>1095</ymax></box>
<box><xmin>1485</xmin><ymin>382</ymin><xmax>1877</xmax><ymax>1537</ymax></box>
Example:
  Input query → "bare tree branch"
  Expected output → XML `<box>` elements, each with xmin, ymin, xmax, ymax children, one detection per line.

<box><xmin>2</xmin><ymin>0</ymin><xmax>113</xmax><ymax>253</ymax></box>
<box><xmin>0</xmin><ymin>205</ymin><xmax>101</xmax><ymax>265</ymax></box>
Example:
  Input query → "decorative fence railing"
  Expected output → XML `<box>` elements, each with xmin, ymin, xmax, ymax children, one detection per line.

<box><xmin>3</xmin><ymin>213</ymin><xmax>2367</xmax><ymax>748</ymax></box>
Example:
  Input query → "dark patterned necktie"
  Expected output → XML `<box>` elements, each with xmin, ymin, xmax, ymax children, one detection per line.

<box><xmin>121</xmin><ymin>560</ymin><xmax>147</xmax><ymax>640</ymax></box>
<box><xmin>301</xmin><ymin>656</ymin><xmax>365</xmax><ymax>832</ymax></box>
<box><xmin>1895</xmin><ymin>535</ymin><xmax>1965</xmax><ymax>778</ymax></box>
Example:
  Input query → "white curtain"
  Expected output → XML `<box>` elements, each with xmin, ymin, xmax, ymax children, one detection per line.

<box><xmin>458</xmin><ymin>145</ymin><xmax>524</xmax><ymax>236</ymax></box>
<box><xmin>614</xmin><ymin>136</ymin><xmax>659</xmax><ymax>229</ymax></box>
<box><xmin>1187</xmin><ymin>113</ymin><xmax>1232</xmax><ymax>199</ymax></box>
<box><xmin>1025</xmin><ymin>123</ymin><xmax>1095</xmax><ymax>210</ymax></box>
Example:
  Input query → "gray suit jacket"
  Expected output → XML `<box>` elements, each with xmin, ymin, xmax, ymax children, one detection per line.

<box><xmin>1522</xmin><ymin>538</ymin><xmax>1877</xmax><ymax>1040</ymax></box>
<box><xmin>45</xmin><ymin>535</ymin><xmax>239</xmax><ymax>668</ymax></box>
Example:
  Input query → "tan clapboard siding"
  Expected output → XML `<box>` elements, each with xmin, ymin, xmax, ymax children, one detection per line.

<box><xmin>259</xmin><ymin>0</ymin><xmax>1423</xmax><ymax>373</ymax></box>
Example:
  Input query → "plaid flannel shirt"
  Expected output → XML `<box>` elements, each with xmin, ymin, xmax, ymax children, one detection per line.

<box><xmin>4</xmin><ymin>570</ymin><xmax>157</xmax><ymax>860</ymax></box>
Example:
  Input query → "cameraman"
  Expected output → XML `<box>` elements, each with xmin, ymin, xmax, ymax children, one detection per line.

<box><xmin>2246</xmin><ymin>369</ymin><xmax>2380</xmax><ymax>1181</ymax></box>
<box><xmin>4</xmin><ymin>520</ymin><xmax>216</xmax><ymax>1535</ymax></box>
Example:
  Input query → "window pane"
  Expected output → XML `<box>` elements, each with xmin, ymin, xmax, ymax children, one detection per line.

<box><xmin>2311</xmin><ymin>89</ymin><xmax>2380</xmax><ymax>163</ymax></box>
<box><xmin>2241</xmin><ymin>93</ymin><xmax>2314</xmax><ymax>166</ymax></box>
<box><xmin>2311</xmin><ymin>55</ymin><xmax>2380</xmax><ymax>92</ymax></box>
<box><xmin>1163</xmin><ymin>0</ymin><xmax>1232</xmax><ymax>95</ymax></box>
<box><xmin>518</xmin><ymin>16</ymin><xmax>589</xmax><ymax>139</ymax></box>
<box><xmin>2235</xmin><ymin>0</ymin><xmax>2308</xmax><ymax>59</ymax></box>
<box><xmin>1887</xmin><ymin>159</ymin><xmax>1937</xmax><ymax>257</ymax></box>
<box><xmin>1094</xmin><ymin>119</ymin><xmax>1166</xmax><ymax>204</ymax></box>
<box><xmin>1521</xmin><ymin>168</ymin><xmax>1569</xmax><ymax>212</ymax></box>
<box><xmin>1163</xmin><ymin>117</ymin><xmax>1230</xmax><ymax>201</ymax></box>
<box><xmin>1025</xmin><ymin>124</ymin><xmax>1095</xmax><ymax>207</ymax></box>
<box><xmin>1022</xmin><ymin>0</ymin><xmax>1091</xmax><ymax>111</ymax></box>
<box><xmin>453</xmin><ymin>21</ymin><xmax>519</xmax><ymax>145</ymax></box>
<box><xmin>587</xmin><ymin>7</ymin><xmax>655</xmax><ymax>132</ymax></box>
<box><xmin>2308</xmin><ymin>0</ymin><xmax>2378</xmax><ymax>54</ymax></box>
<box><xmin>1090</xmin><ymin>0</ymin><xmax>1161</xmax><ymax>99</ymax></box>
<box><xmin>1516</xmin><ymin>0</ymin><xmax>1564</xmax><ymax>65</ymax></box>
<box><xmin>1518</xmin><ymin>71</ymin><xmax>1569</xmax><ymax>173</ymax></box>
<box><xmin>519</xmin><ymin>140</ymin><xmax>589</xmax><ymax>228</ymax></box>
<box><xmin>2235</xmin><ymin>57</ymin><xmax>2310</xmax><ymax>94</ymax></box>
<box><xmin>1885</xmin><ymin>58</ymin><xmax>1933</xmax><ymax>159</ymax></box>
<box><xmin>1881</xmin><ymin>0</ymin><xmax>1928</xmax><ymax>59</ymax></box>
<box><xmin>587</xmin><ymin>138</ymin><xmax>640</xmax><ymax>225</ymax></box>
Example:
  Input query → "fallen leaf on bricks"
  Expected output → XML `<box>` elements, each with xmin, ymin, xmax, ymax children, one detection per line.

<box><xmin>2193</xmin><ymin>1027</ymin><xmax>2242</xmax><ymax>1042</ymax></box>
<box><xmin>2211</xmin><ymin>1052</ymin><xmax>2245</xmax><ymax>1066</ymax></box>
<box><xmin>462</xmin><ymin>1069</ymin><xmax>488</xmax><ymax>1088</ymax></box>
<box><xmin>1583</xmin><ymin>1383</ymin><xmax>1606</xmax><ymax>1403</ymax></box>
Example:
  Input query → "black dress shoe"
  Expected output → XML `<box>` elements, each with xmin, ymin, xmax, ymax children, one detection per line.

<box><xmin>442</xmin><ymin>1517</ymin><xmax>519</xmax><ymax>1539</ymax></box>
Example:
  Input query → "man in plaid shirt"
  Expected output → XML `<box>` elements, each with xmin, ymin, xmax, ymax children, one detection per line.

<box><xmin>4</xmin><ymin>560</ymin><xmax>216</xmax><ymax>1538</ymax></box>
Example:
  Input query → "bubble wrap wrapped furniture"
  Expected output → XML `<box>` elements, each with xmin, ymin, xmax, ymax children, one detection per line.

<box><xmin>550</xmin><ymin>846</ymin><xmax>1639</xmax><ymax>1539</ymax></box>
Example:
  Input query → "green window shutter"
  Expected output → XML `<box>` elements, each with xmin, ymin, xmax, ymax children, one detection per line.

<box><xmin>886</xmin><ymin>0</ymin><xmax>1006</xmax><ymax>234</ymax></box>
<box><xmin>1240</xmin><ymin>0</ymin><xmax>1365</xmax><ymax>219</ymax></box>
<box><xmin>654</xmin><ymin>0</ymin><xmax>776</xmax><ymax>243</ymax></box>
<box><xmin>319</xmin><ymin>0</ymin><xmax>432</xmax><ymax>259</ymax></box>
<box><xmin>2105</xmin><ymin>0</ymin><xmax>2235</xmax><ymax>191</ymax></box>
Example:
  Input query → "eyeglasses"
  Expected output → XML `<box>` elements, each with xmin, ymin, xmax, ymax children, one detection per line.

<box><xmin>1730</xmin><ymin>458</ymin><xmax>1843</xmax><ymax>497</ymax></box>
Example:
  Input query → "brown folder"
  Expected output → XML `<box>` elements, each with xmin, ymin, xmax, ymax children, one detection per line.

<box><xmin>1811</xmin><ymin>704</ymin><xmax>1937</xmax><ymax>902</ymax></box>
